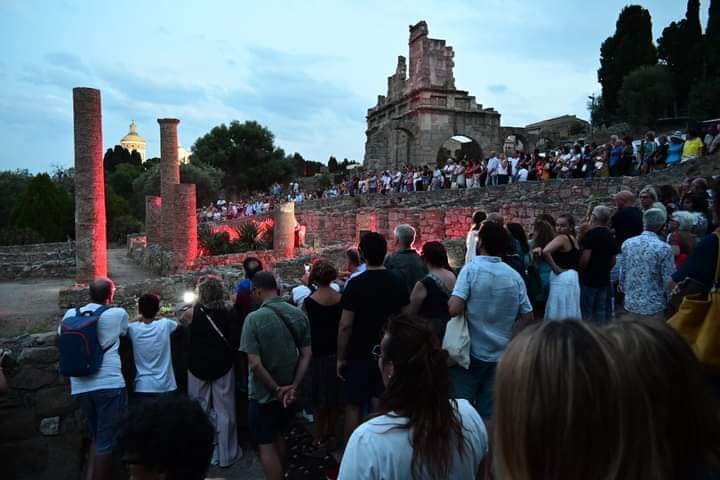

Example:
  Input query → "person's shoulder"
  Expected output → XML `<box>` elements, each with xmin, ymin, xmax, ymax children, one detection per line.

<box><xmin>102</xmin><ymin>306</ymin><xmax>129</xmax><ymax>320</ymax></box>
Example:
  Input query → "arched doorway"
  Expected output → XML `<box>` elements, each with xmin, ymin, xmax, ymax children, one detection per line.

<box><xmin>392</xmin><ymin>128</ymin><xmax>414</xmax><ymax>170</ymax></box>
<box><xmin>436</xmin><ymin>135</ymin><xmax>483</xmax><ymax>166</ymax></box>
<box><xmin>503</xmin><ymin>134</ymin><xmax>528</xmax><ymax>154</ymax></box>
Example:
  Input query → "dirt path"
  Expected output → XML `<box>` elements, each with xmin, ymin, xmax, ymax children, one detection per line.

<box><xmin>0</xmin><ymin>249</ymin><xmax>157</xmax><ymax>337</ymax></box>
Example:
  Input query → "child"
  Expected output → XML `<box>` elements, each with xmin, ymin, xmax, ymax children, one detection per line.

<box><xmin>128</xmin><ymin>294</ymin><xmax>178</xmax><ymax>399</ymax></box>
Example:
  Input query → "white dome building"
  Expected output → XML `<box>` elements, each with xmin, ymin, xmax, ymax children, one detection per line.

<box><xmin>119</xmin><ymin>120</ymin><xmax>147</xmax><ymax>162</ymax></box>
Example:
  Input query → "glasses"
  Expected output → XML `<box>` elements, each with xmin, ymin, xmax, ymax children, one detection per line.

<box><xmin>371</xmin><ymin>344</ymin><xmax>382</xmax><ymax>360</ymax></box>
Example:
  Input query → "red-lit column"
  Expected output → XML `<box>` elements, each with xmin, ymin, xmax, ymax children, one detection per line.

<box><xmin>158</xmin><ymin>118</ymin><xmax>180</xmax><ymax>250</ymax></box>
<box><xmin>73</xmin><ymin>87</ymin><xmax>107</xmax><ymax>283</ymax></box>
<box><xmin>171</xmin><ymin>183</ymin><xmax>197</xmax><ymax>271</ymax></box>
<box><xmin>273</xmin><ymin>202</ymin><xmax>296</xmax><ymax>258</ymax></box>
<box><xmin>145</xmin><ymin>195</ymin><xmax>162</xmax><ymax>247</ymax></box>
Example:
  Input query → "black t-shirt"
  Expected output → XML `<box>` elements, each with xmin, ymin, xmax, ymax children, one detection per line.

<box><xmin>341</xmin><ymin>269</ymin><xmax>409</xmax><ymax>360</ymax></box>
<box><xmin>580</xmin><ymin>227</ymin><xmax>617</xmax><ymax>288</ymax></box>
<box><xmin>611</xmin><ymin>207</ymin><xmax>643</xmax><ymax>250</ymax></box>
<box><xmin>304</xmin><ymin>297</ymin><xmax>341</xmax><ymax>357</ymax></box>
<box><xmin>189</xmin><ymin>305</ymin><xmax>240</xmax><ymax>381</ymax></box>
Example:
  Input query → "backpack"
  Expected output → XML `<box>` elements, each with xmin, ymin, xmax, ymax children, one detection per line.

<box><xmin>59</xmin><ymin>305</ymin><xmax>114</xmax><ymax>377</ymax></box>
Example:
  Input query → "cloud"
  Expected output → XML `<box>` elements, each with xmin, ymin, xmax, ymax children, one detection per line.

<box><xmin>44</xmin><ymin>52</ymin><xmax>91</xmax><ymax>75</ymax></box>
<box><xmin>488</xmin><ymin>84</ymin><xmax>509</xmax><ymax>94</ymax></box>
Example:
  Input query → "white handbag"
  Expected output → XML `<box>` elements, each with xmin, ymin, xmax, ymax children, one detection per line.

<box><xmin>442</xmin><ymin>313</ymin><xmax>471</xmax><ymax>369</ymax></box>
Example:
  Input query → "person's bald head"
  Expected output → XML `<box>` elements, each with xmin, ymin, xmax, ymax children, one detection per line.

<box><xmin>691</xmin><ymin>177</ymin><xmax>708</xmax><ymax>194</ymax></box>
<box><xmin>615</xmin><ymin>191</ymin><xmax>635</xmax><ymax>209</ymax></box>
<box><xmin>89</xmin><ymin>277</ymin><xmax>115</xmax><ymax>304</ymax></box>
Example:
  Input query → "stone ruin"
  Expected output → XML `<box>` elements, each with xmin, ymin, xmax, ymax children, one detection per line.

<box><xmin>364</xmin><ymin>21</ymin><xmax>504</xmax><ymax>171</ymax></box>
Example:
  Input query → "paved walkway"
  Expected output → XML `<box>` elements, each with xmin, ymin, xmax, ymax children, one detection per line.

<box><xmin>0</xmin><ymin>248</ymin><xmax>156</xmax><ymax>337</ymax></box>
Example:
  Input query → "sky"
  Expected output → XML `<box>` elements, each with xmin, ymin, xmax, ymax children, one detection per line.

<box><xmin>0</xmin><ymin>0</ymin><xmax>706</xmax><ymax>173</ymax></box>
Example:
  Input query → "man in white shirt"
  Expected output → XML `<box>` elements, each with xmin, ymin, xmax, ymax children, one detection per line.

<box><xmin>486</xmin><ymin>153</ymin><xmax>500</xmax><ymax>186</ymax></box>
<box><xmin>509</xmin><ymin>154</ymin><xmax>520</xmax><ymax>177</ymax></box>
<box><xmin>516</xmin><ymin>164</ymin><xmax>529</xmax><ymax>182</ymax></box>
<box><xmin>127</xmin><ymin>293</ymin><xmax>178</xmax><ymax>398</ymax></box>
<box><xmin>60</xmin><ymin>277</ymin><xmax>129</xmax><ymax>480</ymax></box>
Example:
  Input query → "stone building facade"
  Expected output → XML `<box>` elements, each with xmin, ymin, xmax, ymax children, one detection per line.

<box><xmin>364</xmin><ymin>21</ymin><xmax>502</xmax><ymax>170</ymax></box>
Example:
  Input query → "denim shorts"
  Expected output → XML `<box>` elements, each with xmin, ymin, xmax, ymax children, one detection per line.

<box><xmin>74</xmin><ymin>388</ymin><xmax>128</xmax><ymax>455</ymax></box>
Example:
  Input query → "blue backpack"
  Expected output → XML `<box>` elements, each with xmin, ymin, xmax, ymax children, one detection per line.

<box><xmin>59</xmin><ymin>305</ymin><xmax>114</xmax><ymax>377</ymax></box>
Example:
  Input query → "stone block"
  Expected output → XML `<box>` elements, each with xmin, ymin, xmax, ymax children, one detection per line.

<box><xmin>0</xmin><ymin>407</ymin><xmax>36</xmax><ymax>442</ymax></box>
<box><xmin>10</xmin><ymin>365</ymin><xmax>58</xmax><ymax>391</ymax></box>
<box><xmin>19</xmin><ymin>346</ymin><xmax>59</xmax><ymax>365</ymax></box>
<box><xmin>39</xmin><ymin>416</ymin><xmax>60</xmax><ymax>436</ymax></box>
<box><xmin>35</xmin><ymin>384</ymin><xmax>77</xmax><ymax>417</ymax></box>
<box><xmin>30</xmin><ymin>332</ymin><xmax>58</xmax><ymax>347</ymax></box>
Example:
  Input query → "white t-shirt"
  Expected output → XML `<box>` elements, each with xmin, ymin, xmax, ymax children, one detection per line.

<box><xmin>339</xmin><ymin>399</ymin><xmax>487</xmax><ymax>480</ymax></box>
<box><xmin>127</xmin><ymin>318</ymin><xmax>178</xmax><ymax>393</ymax></box>
<box><xmin>517</xmin><ymin>168</ymin><xmax>529</xmax><ymax>182</ymax></box>
<box><xmin>292</xmin><ymin>283</ymin><xmax>341</xmax><ymax>308</ymax></box>
<box><xmin>61</xmin><ymin>303</ymin><xmax>129</xmax><ymax>395</ymax></box>
<box><xmin>510</xmin><ymin>157</ymin><xmax>520</xmax><ymax>175</ymax></box>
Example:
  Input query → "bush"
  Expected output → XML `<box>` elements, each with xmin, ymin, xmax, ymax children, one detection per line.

<box><xmin>0</xmin><ymin>227</ymin><xmax>44</xmax><ymax>246</ymax></box>
<box><xmin>108</xmin><ymin>215</ymin><xmax>143</xmax><ymax>244</ymax></box>
<box><xmin>198</xmin><ymin>221</ymin><xmax>273</xmax><ymax>256</ymax></box>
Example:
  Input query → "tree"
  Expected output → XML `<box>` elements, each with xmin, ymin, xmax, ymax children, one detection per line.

<box><xmin>180</xmin><ymin>162</ymin><xmax>224</xmax><ymax>207</ymax></box>
<box><xmin>688</xmin><ymin>78</ymin><xmax>720</xmax><ymax>120</ymax></box>
<box><xmin>328</xmin><ymin>156</ymin><xmax>338</xmax><ymax>173</ymax></box>
<box><xmin>587</xmin><ymin>95</ymin><xmax>607</xmax><ymax>127</ymax></box>
<box><xmin>290</xmin><ymin>153</ymin><xmax>306</xmax><ymax>177</ymax></box>
<box><xmin>12</xmin><ymin>173</ymin><xmax>73</xmax><ymax>242</ymax></box>
<box><xmin>104</xmin><ymin>145</ymin><xmax>140</xmax><ymax>172</ymax></box>
<box><xmin>619</xmin><ymin>65</ymin><xmax>674</xmax><ymax>128</ymax></box>
<box><xmin>191</xmin><ymin>120</ymin><xmax>294</xmax><ymax>194</ymax></box>
<box><xmin>706</xmin><ymin>0</ymin><xmax>720</xmax><ymax>77</ymax></box>
<box><xmin>0</xmin><ymin>170</ymin><xmax>32</xmax><ymax>230</ymax></box>
<box><xmin>657</xmin><ymin>0</ymin><xmax>703</xmax><ymax>113</ymax></box>
<box><xmin>107</xmin><ymin>163</ymin><xmax>142</xmax><ymax>198</ymax></box>
<box><xmin>598</xmin><ymin>5</ymin><xmax>658</xmax><ymax>117</ymax></box>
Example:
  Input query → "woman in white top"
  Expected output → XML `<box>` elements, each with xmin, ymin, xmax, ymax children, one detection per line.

<box><xmin>127</xmin><ymin>294</ymin><xmax>178</xmax><ymax>399</ymax></box>
<box><xmin>465</xmin><ymin>210</ymin><xmax>487</xmax><ymax>266</ymax></box>
<box><xmin>339</xmin><ymin>316</ymin><xmax>487</xmax><ymax>480</ymax></box>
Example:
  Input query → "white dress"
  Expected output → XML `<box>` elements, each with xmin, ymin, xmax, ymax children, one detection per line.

<box><xmin>544</xmin><ymin>269</ymin><xmax>582</xmax><ymax>320</ymax></box>
<box><xmin>465</xmin><ymin>230</ymin><xmax>479</xmax><ymax>266</ymax></box>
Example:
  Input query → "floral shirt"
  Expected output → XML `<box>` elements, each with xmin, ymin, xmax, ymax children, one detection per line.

<box><xmin>620</xmin><ymin>231</ymin><xmax>675</xmax><ymax>315</ymax></box>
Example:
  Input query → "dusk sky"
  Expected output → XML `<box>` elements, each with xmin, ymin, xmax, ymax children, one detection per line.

<box><xmin>0</xmin><ymin>0</ymin><xmax>705</xmax><ymax>172</ymax></box>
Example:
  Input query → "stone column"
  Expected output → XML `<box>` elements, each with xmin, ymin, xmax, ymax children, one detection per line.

<box><xmin>73</xmin><ymin>87</ymin><xmax>107</xmax><ymax>283</ymax></box>
<box><xmin>145</xmin><ymin>195</ymin><xmax>162</xmax><ymax>247</ymax></box>
<box><xmin>158</xmin><ymin>118</ymin><xmax>180</xmax><ymax>250</ymax></box>
<box><xmin>171</xmin><ymin>184</ymin><xmax>197</xmax><ymax>271</ymax></box>
<box><xmin>273</xmin><ymin>202</ymin><xmax>296</xmax><ymax>258</ymax></box>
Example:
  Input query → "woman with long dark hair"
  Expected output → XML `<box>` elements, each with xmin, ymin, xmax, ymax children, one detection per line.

<box><xmin>339</xmin><ymin>316</ymin><xmax>487</xmax><ymax>479</ymax></box>
<box><xmin>539</xmin><ymin>213</ymin><xmax>582</xmax><ymax>320</ymax></box>
<box><xmin>465</xmin><ymin>210</ymin><xmax>487</xmax><ymax>266</ymax></box>
<box><xmin>408</xmin><ymin>241</ymin><xmax>457</xmax><ymax>338</ymax></box>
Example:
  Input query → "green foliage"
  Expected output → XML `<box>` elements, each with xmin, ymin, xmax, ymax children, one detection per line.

<box><xmin>706</xmin><ymin>0</ymin><xmax>720</xmax><ymax>78</ymax></box>
<box><xmin>587</xmin><ymin>95</ymin><xmax>607</xmax><ymax>127</ymax></box>
<box><xmin>568</xmin><ymin>121</ymin><xmax>587</xmax><ymax>136</ymax></box>
<box><xmin>107</xmin><ymin>163</ymin><xmax>142</xmax><ymax>198</ymax></box>
<box><xmin>198</xmin><ymin>222</ymin><xmax>272</xmax><ymax>256</ymax></box>
<box><xmin>181</xmin><ymin>162</ymin><xmax>224</xmax><ymax>208</ymax></box>
<box><xmin>0</xmin><ymin>170</ymin><xmax>32</xmax><ymax>230</ymax></box>
<box><xmin>12</xmin><ymin>173</ymin><xmax>73</xmax><ymax>242</ymax></box>
<box><xmin>318</xmin><ymin>173</ymin><xmax>332</xmax><ymax>190</ymax></box>
<box><xmin>657</xmin><ymin>0</ymin><xmax>703</xmax><ymax>112</ymax></box>
<box><xmin>104</xmin><ymin>145</ymin><xmax>141</xmax><ymax>172</ymax></box>
<box><xmin>108</xmin><ymin>215</ymin><xmax>142</xmax><ymax>243</ymax></box>
<box><xmin>619</xmin><ymin>65</ymin><xmax>673</xmax><ymax>128</ymax></box>
<box><xmin>291</xmin><ymin>153</ymin><xmax>306</xmax><ymax>177</ymax></box>
<box><xmin>328</xmin><ymin>156</ymin><xmax>338</xmax><ymax>173</ymax></box>
<box><xmin>0</xmin><ymin>227</ymin><xmax>44</xmax><ymax>246</ymax></box>
<box><xmin>688</xmin><ymin>78</ymin><xmax>720</xmax><ymax>120</ymax></box>
<box><xmin>191</xmin><ymin>120</ymin><xmax>294</xmax><ymax>194</ymax></box>
<box><xmin>598</xmin><ymin>5</ymin><xmax>658</xmax><ymax>117</ymax></box>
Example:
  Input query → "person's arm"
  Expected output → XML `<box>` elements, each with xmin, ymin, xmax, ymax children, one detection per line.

<box><xmin>246</xmin><ymin>352</ymin><xmax>291</xmax><ymax>400</ymax></box>
<box><xmin>448</xmin><ymin>295</ymin><xmax>465</xmax><ymax>317</ymax></box>
<box><xmin>661</xmin><ymin>247</ymin><xmax>677</xmax><ymax>293</ymax></box>
<box><xmin>407</xmin><ymin>281</ymin><xmax>427</xmax><ymax>316</ymax></box>
<box><xmin>579</xmin><ymin>249</ymin><xmax>592</xmax><ymax>271</ymax></box>
<box><xmin>542</xmin><ymin>236</ymin><xmax>568</xmax><ymax>274</ymax></box>
<box><xmin>0</xmin><ymin>352</ymin><xmax>8</xmax><ymax>394</ymax></box>
<box><xmin>291</xmin><ymin>346</ymin><xmax>312</xmax><ymax>391</ymax></box>
<box><xmin>336</xmin><ymin>309</ymin><xmax>354</xmax><ymax>380</ymax></box>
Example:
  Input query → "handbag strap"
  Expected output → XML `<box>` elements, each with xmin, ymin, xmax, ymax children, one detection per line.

<box><xmin>199</xmin><ymin>306</ymin><xmax>231</xmax><ymax>349</ymax></box>
<box><xmin>264</xmin><ymin>304</ymin><xmax>301</xmax><ymax>351</ymax></box>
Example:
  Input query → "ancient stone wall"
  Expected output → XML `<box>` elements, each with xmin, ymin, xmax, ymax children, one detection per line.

<box><xmin>0</xmin><ymin>242</ymin><xmax>75</xmax><ymax>281</ymax></box>
<box><xmin>144</xmin><ymin>195</ymin><xmax>162</xmax><ymax>247</ymax></box>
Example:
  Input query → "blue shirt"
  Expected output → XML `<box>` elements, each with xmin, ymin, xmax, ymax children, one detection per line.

<box><xmin>452</xmin><ymin>256</ymin><xmax>532</xmax><ymax>362</ymax></box>
<box><xmin>609</xmin><ymin>145</ymin><xmax>623</xmax><ymax>167</ymax></box>
<box><xmin>667</xmin><ymin>141</ymin><xmax>684</xmax><ymax>165</ymax></box>
<box><xmin>620</xmin><ymin>231</ymin><xmax>675</xmax><ymax>315</ymax></box>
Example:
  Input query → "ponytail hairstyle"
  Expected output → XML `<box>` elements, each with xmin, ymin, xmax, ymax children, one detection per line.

<box><xmin>378</xmin><ymin>316</ymin><xmax>465</xmax><ymax>480</ymax></box>
<box><xmin>471</xmin><ymin>210</ymin><xmax>487</xmax><ymax>231</ymax></box>
<box><xmin>421</xmin><ymin>241</ymin><xmax>453</xmax><ymax>272</ymax></box>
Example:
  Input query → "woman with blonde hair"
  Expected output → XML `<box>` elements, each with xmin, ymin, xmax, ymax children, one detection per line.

<box><xmin>493</xmin><ymin>321</ymin><xmax>647</xmax><ymax>479</ymax></box>
<box><xmin>183</xmin><ymin>275</ymin><xmax>241</xmax><ymax>467</ymax></box>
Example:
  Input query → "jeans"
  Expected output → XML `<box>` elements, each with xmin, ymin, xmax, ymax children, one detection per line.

<box><xmin>581</xmin><ymin>285</ymin><xmax>611</xmax><ymax>324</ymax></box>
<box><xmin>449</xmin><ymin>357</ymin><xmax>497</xmax><ymax>421</ymax></box>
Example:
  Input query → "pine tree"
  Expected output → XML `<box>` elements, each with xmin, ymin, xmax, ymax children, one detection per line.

<box><xmin>598</xmin><ymin>5</ymin><xmax>657</xmax><ymax>117</ymax></box>
<box><xmin>706</xmin><ymin>0</ymin><xmax>720</xmax><ymax>77</ymax></box>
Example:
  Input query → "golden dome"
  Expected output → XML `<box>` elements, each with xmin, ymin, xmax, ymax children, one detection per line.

<box><xmin>120</xmin><ymin>120</ymin><xmax>146</xmax><ymax>144</ymax></box>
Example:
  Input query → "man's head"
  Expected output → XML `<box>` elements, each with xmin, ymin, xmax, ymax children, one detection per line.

<box><xmin>639</xmin><ymin>186</ymin><xmax>658</xmax><ymax>210</ymax></box>
<box><xmin>242</xmin><ymin>257</ymin><xmax>263</xmax><ymax>280</ymax></box>
<box><xmin>345</xmin><ymin>248</ymin><xmax>362</xmax><ymax>271</ymax></box>
<box><xmin>615</xmin><ymin>191</ymin><xmax>635</xmax><ymax>209</ymax></box>
<box><xmin>487</xmin><ymin>212</ymin><xmax>505</xmax><ymax>227</ymax></box>
<box><xmin>394</xmin><ymin>224</ymin><xmax>416</xmax><ymax>249</ymax></box>
<box><xmin>591</xmin><ymin>206</ymin><xmax>612</xmax><ymax>227</ymax></box>
<box><xmin>118</xmin><ymin>397</ymin><xmax>214</xmax><ymax>480</ymax></box>
<box><xmin>89</xmin><ymin>277</ymin><xmax>115</xmax><ymax>305</ymax></box>
<box><xmin>359</xmin><ymin>232</ymin><xmax>387</xmax><ymax>267</ymax></box>
<box><xmin>691</xmin><ymin>177</ymin><xmax>708</xmax><ymax>195</ymax></box>
<box><xmin>251</xmin><ymin>271</ymin><xmax>279</xmax><ymax>303</ymax></box>
<box><xmin>477</xmin><ymin>222</ymin><xmax>510</xmax><ymax>257</ymax></box>
<box><xmin>138</xmin><ymin>294</ymin><xmax>160</xmax><ymax>320</ymax></box>
<box><xmin>643</xmin><ymin>208</ymin><xmax>667</xmax><ymax>233</ymax></box>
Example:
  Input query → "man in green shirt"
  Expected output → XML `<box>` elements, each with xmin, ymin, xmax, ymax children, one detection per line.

<box><xmin>240</xmin><ymin>271</ymin><xmax>312</xmax><ymax>480</ymax></box>
<box><xmin>384</xmin><ymin>224</ymin><xmax>427</xmax><ymax>293</ymax></box>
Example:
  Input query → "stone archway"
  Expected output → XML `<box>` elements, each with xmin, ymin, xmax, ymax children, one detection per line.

<box><xmin>436</xmin><ymin>134</ymin><xmax>483</xmax><ymax>165</ymax></box>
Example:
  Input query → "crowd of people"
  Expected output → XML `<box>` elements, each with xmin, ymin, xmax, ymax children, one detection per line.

<box><xmin>41</xmin><ymin>169</ymin><xmax>720</xmax><ymax>479</ymax></box>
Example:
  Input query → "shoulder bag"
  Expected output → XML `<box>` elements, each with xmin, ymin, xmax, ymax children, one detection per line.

<box><xmin>669</xmin><ymin>232</ymin><xmax>720</xmax><ymax>369</ymax></box>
